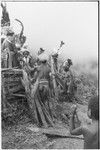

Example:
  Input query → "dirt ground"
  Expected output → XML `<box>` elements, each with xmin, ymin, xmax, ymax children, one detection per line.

<box><xmin>2</xmin><ymin>102</ymin><xmax>88</xmax><ymax>149</ymax></box>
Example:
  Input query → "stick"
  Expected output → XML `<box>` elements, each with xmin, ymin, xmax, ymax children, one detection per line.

<box><xmin>45</xmin><ymin>133</ymin><xmax>84</xmax><ymax>140</ymax></box>
<box><xmin>1</xmin><ymin>68</ymin><xmax>22</xmax><ymax>72</ymax></box>
<box><xmin>38</xmin><ymin>92</ymin><xmax>54</xmax><ymax>127</ymax></box>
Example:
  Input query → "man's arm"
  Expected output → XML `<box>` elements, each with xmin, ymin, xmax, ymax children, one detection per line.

<box><xmin>70</xmin><ymin>105</ymin><xmax>83</xmax><ymax>136</ymax></box>
<box><xmin>70</xmin><ymin>121</ymin><xmax>83</xmax><ymax>135</ymax></box>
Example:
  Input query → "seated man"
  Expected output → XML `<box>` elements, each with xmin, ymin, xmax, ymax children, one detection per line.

<box><xmin>70</xmin><ymin>95</ymin><xmax>99</xmax><ymax>149</ymax></box>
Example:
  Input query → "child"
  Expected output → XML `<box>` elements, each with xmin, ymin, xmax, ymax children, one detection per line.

<box><xmin>70</xmin><ymin>95</ymin><xmax>99</xmax><ymax>149</ymax></box>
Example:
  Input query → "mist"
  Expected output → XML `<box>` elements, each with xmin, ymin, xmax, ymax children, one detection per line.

<box><xmin>6</xmin><ymin>2</ymin><xmax>98</xmax><ymax>63</ymax></box>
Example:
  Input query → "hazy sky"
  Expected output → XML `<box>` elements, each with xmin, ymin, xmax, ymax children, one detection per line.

<box><xmin>6</xmin><ymin>2</ymin><xmax>98</xmax><ymax>63</ymax></box>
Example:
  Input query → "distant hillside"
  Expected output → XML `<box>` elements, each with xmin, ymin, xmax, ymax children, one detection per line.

<box><xmin>72</xmin><ymin>59</ymin><xmax>98</xmax><ymax>87</ymax></box>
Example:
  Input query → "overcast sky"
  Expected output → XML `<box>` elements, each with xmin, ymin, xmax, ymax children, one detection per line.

<box><xmin>6</xmin><ymin>2</ymin><xmax>98</xmax><ymax>63</ymax></box>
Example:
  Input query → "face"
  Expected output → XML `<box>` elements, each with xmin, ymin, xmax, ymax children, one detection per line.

<box><xmin>63</xmin><ymin>64</ymin><xmax>70</xmax><ymax>72</ymax></box>
<box><xmin>24</xmin><ymin>54</ymin><xmax>28</xmax><ymax>58</ymax></box>
<box><xmin>20</xmin><ymin>60</ymin><xmax>24</xmax><ymax>67</ymax></box>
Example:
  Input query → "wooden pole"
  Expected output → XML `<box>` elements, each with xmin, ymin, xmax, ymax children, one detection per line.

<box><xmin>35</xmin><ymin>95</ymin><xmax>48</xmax><ymax>127</ymax></box>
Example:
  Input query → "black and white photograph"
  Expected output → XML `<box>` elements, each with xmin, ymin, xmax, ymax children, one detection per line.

<box><xmin>1</xmin><ymin>1</ymin><xmax>99</xmax><ymax>149</ymax></box>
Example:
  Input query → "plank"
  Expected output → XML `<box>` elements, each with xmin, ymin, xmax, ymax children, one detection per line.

<box><xmin>27</xmin><ymin>126</ymin><xmax>83</xmax><ymax>140</ymax></box>
<box><xmin>7</xmin><ymin>85</ymin><xmax>23</xmax><ymax>93</ymax></box>
<box><xmin>11</xmin><ymin>93</ymin><xmax>26</xmax><ymax>97</ymax></box>
<box><xmin>42</xmin><ymin>128</ymin><xmax>84</xmax><ymax>140</ymax></box>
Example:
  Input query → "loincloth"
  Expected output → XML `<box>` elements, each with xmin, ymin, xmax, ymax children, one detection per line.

<box><xmin>39</xmin><ymin>79</ymin><xmax>49</xmax><ymax>93</ymax></box>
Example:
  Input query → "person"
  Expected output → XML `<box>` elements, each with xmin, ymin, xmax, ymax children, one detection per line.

<box><xmin>52</xmin><ymin>52</ymin><xmax>58</xmax><ymax>71</ymax></box>
<box><xmin>1</xmin><ymin>29</ymin><xmax>15</xmax><ymax>68</ymax></box>
<box><xmin>34</xmin><ymin>55</ymin><xmax>53</xmax><ymax>117</ymax></box>
<box><xmin>70</xmin><ymin>95</ymin><xmax>99</xmax><ymax>149</ymax></box>
<box><xmin>38</xmin><ymin>47</ymin><xmax>45</xmax><ymax>56</ymax></box>
<box><xmin>62</xmin><ymin>59</ymin><xmax>77</xmax><ymax>101</ymax></box>
<box><xmin>35</xmin><ymin>56</ymin><xmax>51</xmax><ymax>93</ymax></box>
<box><xmin>38</xmin><ymin>59</ymin><xmax>51</xmax><ymax>85</ymax></box>
<box><xmin>53</xmin><ymin>58</ymin><xmax>77</xmax><ymax>101</ymax></box>
<box><xmin>1</xmin><ymin>2</ymin><xmax>10</xmax><ymax>27</ymax></box>
<box><xmin>63</xmin><ymin>59</ymin><xmax>76</xmax><ymax>94</ymax></box>
<box><xmin>23</xmin><ymin>50</ymin><xmax>30</xmax><ymax>65</ymax></box>
<box><xmin>36</xmin><ymin>48</ymin><xmax>45</xmax><ymax>66</ymax></box>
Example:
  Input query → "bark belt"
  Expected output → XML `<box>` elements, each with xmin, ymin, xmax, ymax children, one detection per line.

<box><xmin>39</xmin><ymin>79</ymin><xmax>49</xmax><ymax>85</ymax></box>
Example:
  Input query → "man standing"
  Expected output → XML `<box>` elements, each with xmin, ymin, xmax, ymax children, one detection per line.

<box><xmin>1</xmin><ymin>29</ymin><xmax>15</xmax><ymax>68</ymax></box>
<box><xmin>61</xmin><ymin>59</ymin><xmax>77</xmax><ymax>101</ymax></box>
<box><xmin>1</xmin><ymin>2</ymin><xmax>10</xmax><ymax>27</ymax></box>
<box><xmin>36</xmin><ymin>54</ymin><xmax>53</xmax><ymax>117</ymax></box>
<box><xmin>54</xmin><ymin>59</ymin><xmax>77</xmax><ymax>101</ymax></box>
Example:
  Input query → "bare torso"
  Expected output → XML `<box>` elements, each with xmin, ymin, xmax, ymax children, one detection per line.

<box><xmin>83</xmin><ymin>122</ymin><xmax>99</xmax><ymax>149</ymax></box>
<box><xmin>38</xmin><ymin>64</ymin><xmax>51</xmax><ymax>81</ymax></box>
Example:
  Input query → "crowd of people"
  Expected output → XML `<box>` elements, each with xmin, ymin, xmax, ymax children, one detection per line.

<box><xmin>1</xmin><ymin>2</ymin><xmax>77</xmax><ymax>126</ymax></box>
<box><xmin>1</xmin><ymin>2</ymin><xmax>76</xmax><ymax>100</ymax></box>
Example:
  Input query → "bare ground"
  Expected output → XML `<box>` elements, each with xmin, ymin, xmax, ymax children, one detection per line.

<box><xmin>2</xmin><ymin>102</ymin><xmax>88</xmax><ymax>149</ymax></box>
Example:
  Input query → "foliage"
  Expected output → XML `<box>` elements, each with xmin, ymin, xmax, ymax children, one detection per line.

<box><xmin>73</xmin><ymin>60</ymin><xmax>98</xmax><ymax>104</ymax></box>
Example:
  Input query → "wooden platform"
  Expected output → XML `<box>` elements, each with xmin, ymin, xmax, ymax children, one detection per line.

<box><xmin>1</xmin><ymin>68</ymin><xmax>25</xmax><ymax>99</ymax></box>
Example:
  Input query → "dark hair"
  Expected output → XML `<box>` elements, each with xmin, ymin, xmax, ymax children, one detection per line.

<box><xmin>7</xmin><ymin>33</ymin><xmax>14</xmax><ymax>36</ymax></box>
<box><xmin>7</xmin><ymin>31</ymin><xmax>14</xmax><ymax>36</ymax></box>
<box><xmin>41</xmin><ymin>60</ymin><xmax>47</xmax><ymax>64</ymax></box>
<box><xmin>67</xmin><ymin>59</ymin><xmax>73</xmax><ymax>66</ymax></box>
<box><xmin>23</xmin><ymin>51</ymin><xmax>29</xmax><ymax>56</ymax></box>
<box><xmin>40</xmin><ymin>48</ymin><xmax>45</xmax><ymax>51</ymax></box>
<box><xmin>88</xmin><ymin>95</ymin><xmax>99</xmax><ymax>120</ymax></box>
